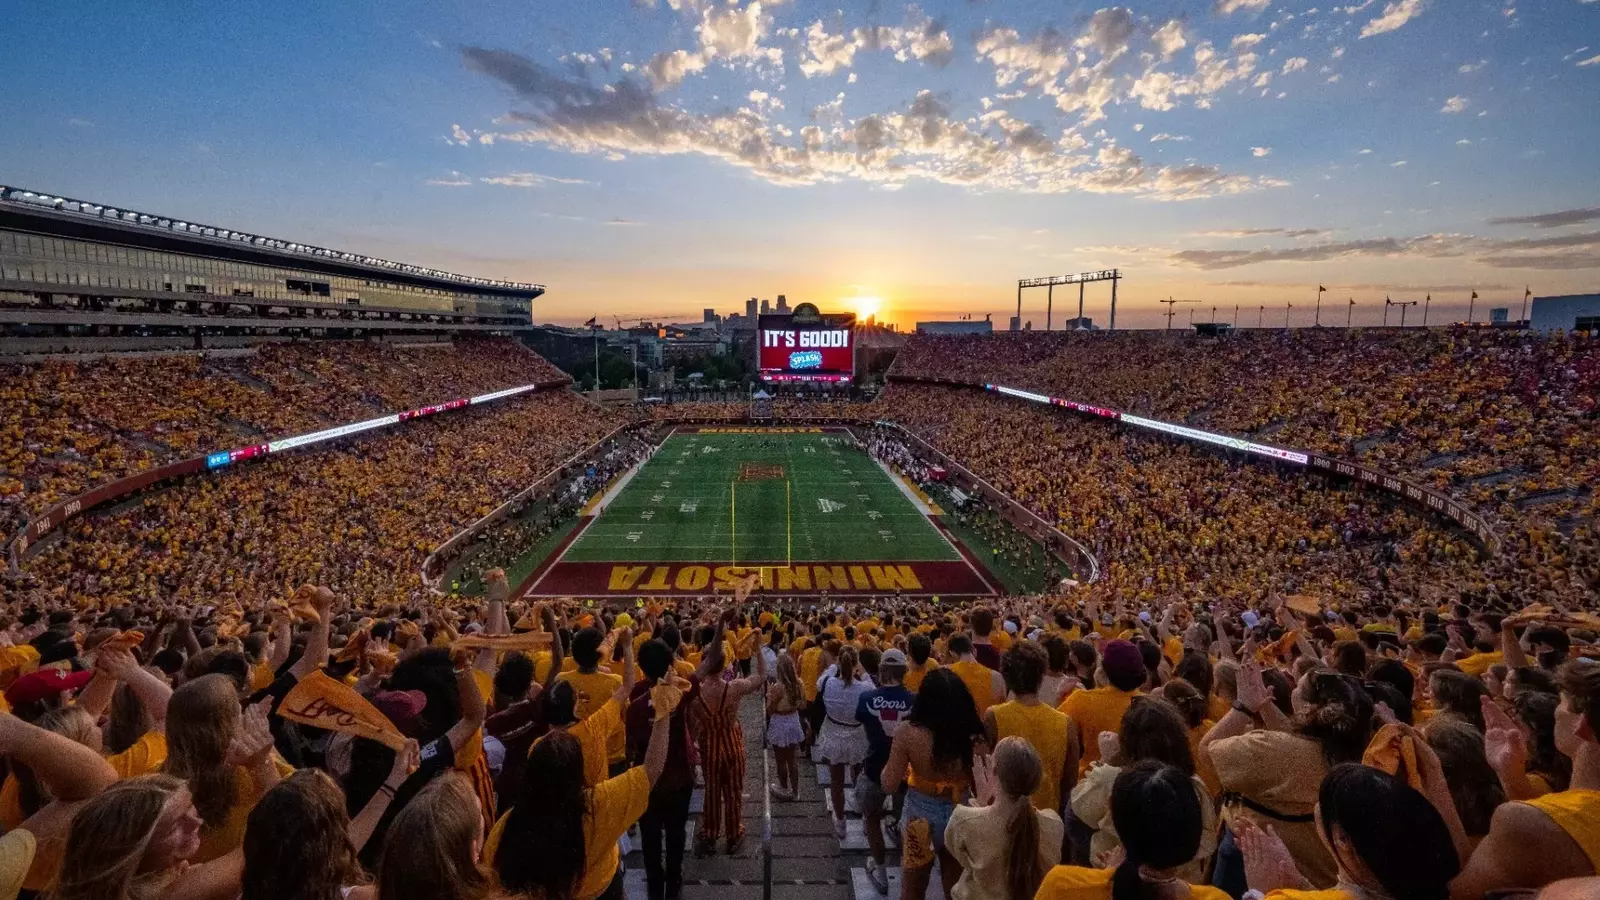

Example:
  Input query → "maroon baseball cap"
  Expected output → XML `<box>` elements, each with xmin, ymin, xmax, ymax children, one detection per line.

<box><xmin>6</xmin><ymin>668</ymin><xmax>94</xmax><ymax>706</ymax></box>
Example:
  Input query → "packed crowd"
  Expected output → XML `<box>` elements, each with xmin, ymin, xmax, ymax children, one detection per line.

<box><xmin>889</xmin><ymin>328</ymin><xmax>1600</xmax><ymax>595</ymax></box>
<box><xmin>1</xmin><ymin>585</ymin><xmax>1598</xmax><ymax>900</ymax></box>
<box><xmin>5</xmin><ymin>389</ymin><xmax>619</xmax><ymax>612</ymax></box>
<box><xmin>449</xmin><ymin>434</ymin><xmax>658</xmax><ymax>590</ymax></box>
<box><xmin>875</xmin><ymin>384</ymin><xmax>1492</xmax><ymax>609</ymax></box>
<box><xmin>1</xmin><ymin>339</ymin><xmax>568</xmax><ymax>536</ymax></box>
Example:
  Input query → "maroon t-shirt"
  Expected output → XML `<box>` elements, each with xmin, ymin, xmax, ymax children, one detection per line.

<box><xmin>973</xmin><ymin>641</ymin><xmax>1002</xmax><ymax>670</ymax></box>
<box><xmin>626</xmin><ymin>675</ymin><xmax>700</xmax><ymax>793</ymax></box>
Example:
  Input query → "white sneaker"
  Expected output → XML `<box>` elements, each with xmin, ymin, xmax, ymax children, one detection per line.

<box><xmin>866</xmin><ymin>859</ymin><xmax>889</xmax><ymax>895</ymax></box>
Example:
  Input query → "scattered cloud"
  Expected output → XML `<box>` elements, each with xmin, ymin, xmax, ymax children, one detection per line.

<box><xmin>1440</xmin><ymin>95</ymin><xmax>1469</xmax><ymax>113</ymax></box>
<box><xmin>1169</xmin><ymin>229</ymin><xmax>1600</xmax><ymax>270</ymax></box>
<box><xmin>796</xmin><ymin>6</ymin><xmax>954</xmax><ymax>78</ymax></box>
<box><xmin>478</xmin><ymin>172</ymin><xmax>592</xmax><ymax>187</ymax></box>
<box><xmin>1150</xmin><ymin>132</ymin><xmax>1192</xmax><ymax>142</ymax></box>
<box><xmin>1487</xmin><ymin>207</ymin><xmax>1600</xmax><ymax>229</ymax></box>
<box><xmin>1231</xmin><ymin>33</ymin><xmax>1267</xmax><ymax>49</ymax></box>
<box><xmin>1196</xmin><ymin>227</ymin><xmax>1330</xmax><ymax>238</ymax></box>
<box><xmin>1360</xmin><ymin>0</ymin><xmax>1426</xmax><ymax>38</ymax></box>
<box><xmin>459</xmin><ymin>46</ymin><xmax>1284</xmax><ymax>199</ymax></box>
<box><xmin>1252</xmin><ymin>146</ymin><xmax>1272</xmax><ymax>156</ymax></box>
<box><xmin>1458</xmin><ymin>60</ymin><xmax>1486</xmax><ymax>73</ymax></box>
<box><xmin>66</xmin><ymin>117</ymin><xmax>94</xmax><ymax>128</ymax></box>
<box><xmin>1281</xmin><ymin>57</ymin><xmax>1309</xmax><ymax>74</ymax></box>
<box><xmin>1216</xmin><ymin>0</ymin><xmax>1272</xmax><ymax>14</ymax></box>
<box><xmin>1578</xmin><ymin>54</ymin><xmax>1600</xmax><ymax>67</ymax></box>
<box><xmin>1391</xmin><ymin>159</ymin><xmax>1408</xmax><ymax>166</ymax></box>
<box><xmin>426</xmin><ymin>171</ymin><xmax>473</xmax><ymax>187</ymax></box>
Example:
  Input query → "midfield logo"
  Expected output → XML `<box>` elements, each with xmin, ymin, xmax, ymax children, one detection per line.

<box><xmin>817</xmin><ymin>498</ymin><xmax>846</xmax><ymax>513</ymax></box>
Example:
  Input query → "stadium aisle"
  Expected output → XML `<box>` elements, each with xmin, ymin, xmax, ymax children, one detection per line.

<box><xmin>623</xmin><ymin>690</ymin><xmax>863</xmax><ymax>900</ymax></box>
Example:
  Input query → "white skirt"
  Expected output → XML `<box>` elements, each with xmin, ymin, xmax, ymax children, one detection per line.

<box><xmin>768</xmin><ymin>711</ymin><xmax>805</xmax><ymax>748</ymax></box>
<box><xmin>814</xmin><ymin>718</ymin><xmax>868</xmax><ymax>766</ymax></box>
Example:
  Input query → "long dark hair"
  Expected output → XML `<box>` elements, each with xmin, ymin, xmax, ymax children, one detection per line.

<box><xmin>1318</xmin><ymin>763</ymin><xmax>1460</xmax><ymax>900</ymax></box>
<box><xmin>1108</xmin><ymin>762</ymin><xmax>1202</xmax><ymax>900</ymax></box>
<box><xmin>906</xmin><ymin>668</ymin><xmax>985</xmax><ymax>771</ymax></box>
<box><xmin>244</xmin><ymin>770</ymin><xmax>367</xmax><ymax>900</ymax></box>
<box><xmin>1430</xmin><ymin>670</ymin><xmax>1490</xmax><ymax>732</ymax></box>
<box><xmin>1515</xmin><ymin>691</ymin><xmax>1571</xmax><ymax>792</ymax></box>
<box><xmin>496</xmin><ymin>731</ymin><xmax>587</xmax><ymax>899</ymax></box>
<box><xmin>1422</xmin><ymin>718</ymin><xmax>1505</xmax><ymax>837</ymax></box>
<box><xmin>1115</xmin><ymin>697</ymin><xmax>1196</xmax><ymax>777</ymax></box>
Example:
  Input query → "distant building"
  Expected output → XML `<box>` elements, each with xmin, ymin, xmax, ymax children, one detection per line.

<box><xmin>776</xmin><ymin>294</ymin><xmax>789</xmax><ymax>313</ymax></box>
<box><xmin>703</xmin><ymin>308</ymin><xmax>717</xmax><ymax>323</ymax></box>
<box><xmin>745</xmin><ymin>298</ymin><xmax>758</xmax><ymax>319</ymax></box>
<box><xmin>1490</xmin><ymin>308</ymin><xmax>1509</xmax><ymax>325</ymax></box>
<box><xmin>1009</xmin><ymin>316</ymin><xmax>1021</xmax><ymax>331</ymax></box>
<box><xmin>916</xmin><ymin>320</ymin><xmax>993</xmax><ymax>335</ymax></box>
<box><xmin>1064</xmin><ymin>317</ymin><xmax>1097</xmax><ymax>331</ymax></box>
<box><xmin>1531</xmin><ymin>294</ymin><xmax>1600</xmax><ymax>333</ymax></box>
<box><xmin>760</xmin><ymin>298</ymin><xmax>771</xmax><ymax>314</ymax></box>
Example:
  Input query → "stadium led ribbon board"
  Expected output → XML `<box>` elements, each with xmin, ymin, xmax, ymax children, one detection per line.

<box><xmin>983</xmin><ymin>383</ymin><xmax>1308</xmax><ymax>466</ymax></box>
<box><xmin>206</xmin><ymin>384</ymin><xmax>540</xmax><ymax>468</ymax></box>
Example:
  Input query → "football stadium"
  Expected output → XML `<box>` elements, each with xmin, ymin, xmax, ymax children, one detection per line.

<box><xmin>4</xmin><ymin>2</ymin><xmax>1600</xmax><ymax>893</ymax></box>
<box><xmin>3</xmin><ymin>178</ymin><xmax>1600</xmax><ymax>900</ymax></box>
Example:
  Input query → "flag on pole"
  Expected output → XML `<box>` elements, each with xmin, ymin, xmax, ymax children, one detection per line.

<box><xmin>1318</xmin><ymin>285</ymin><xmax>1327</xmax><ymax>293</ymax></box>
<box><xmin>583</xmin><ymin>316</ymin><xmax>598</xmax><ymax>328</ymax></box>
<box><xmin>1471</xmin><ymin>291</ymin><xmax>1479</xmax><ymax>300</ymax></box>
<box><xmin>1525</xmin><ymin>287</ymin><xmax>1533</xmax><ymax>299</ymax></box>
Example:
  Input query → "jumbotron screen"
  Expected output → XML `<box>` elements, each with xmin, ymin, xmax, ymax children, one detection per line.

<box><xmin>757</xmin><ymin>307</ymin><xmax>856</xmax><ymax>383</ymax></box>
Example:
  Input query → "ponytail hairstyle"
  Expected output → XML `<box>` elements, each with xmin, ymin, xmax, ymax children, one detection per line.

<box><xmin>1158</xmin><ymin>680</ymin><xmax>1210</xmax><ymax>731</ymax></box>
<box><xmin>835</xmin><ymin>645</ymin><xmax>860</xmax><ymax>684</ymax></box>
<box><xmin>1293</xmin><ymin>671</ymin><xmax>1374</xmax><ymax>765</ymax></box>
<box><xmin>497</xmin><ymin>730</ymin><xmax>587</xmax><ymax>900</ymax></box>
<box><xmin>992</xmin><ymin>738</ymin><xmax>1047</xmax><ymax>900</ymax></box>
<box><xmin>1317</xmin><ymin>763</ymin><xmax>1460</xmax><ymax>900</ymax></box>
<box><xmin>1108</xmin><ymin>762</ymin><xmax>1202</xmax><ymax>900</ymax></box>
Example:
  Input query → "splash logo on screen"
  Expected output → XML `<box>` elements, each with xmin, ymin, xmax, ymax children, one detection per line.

<box><xmin>789</xmin><ymin>350</ymin><xmax>823</xmax><ymax>370</ymax></box>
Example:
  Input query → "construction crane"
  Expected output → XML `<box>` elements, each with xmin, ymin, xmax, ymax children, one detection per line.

<box><xmin>1159</xmin><ymin>296</ymin><xmax>1200</xmax><ymax>330</ymax></box>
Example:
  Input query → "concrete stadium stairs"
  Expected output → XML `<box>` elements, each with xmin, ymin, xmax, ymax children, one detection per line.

<box><xmin>620</xmin><ymin>692</ymin><xmax>943</xmax><ymax>900</ymax></box>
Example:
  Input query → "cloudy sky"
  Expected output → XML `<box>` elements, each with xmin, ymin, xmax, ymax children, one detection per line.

<box><xmin>5</xmin><ymin>0</ymin><xmax>1599</xmax><ymax>328</ymax></box>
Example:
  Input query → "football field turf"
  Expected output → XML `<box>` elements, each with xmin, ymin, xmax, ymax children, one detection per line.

<box><xmin>519</xmin><ymin>428</ymin><xmax>997</xmax><ymax>598</ymax></box>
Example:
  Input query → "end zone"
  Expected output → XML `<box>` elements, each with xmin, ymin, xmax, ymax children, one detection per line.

<box><xmin>521</xmin><ymin>556</ymin><xmax>994</xmax><ymax>598</ymax></box>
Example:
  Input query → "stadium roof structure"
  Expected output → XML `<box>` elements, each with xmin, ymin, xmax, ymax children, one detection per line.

<box><xmin>0</xmin><ymin>185</ymin><xmax>544</xmax><ymax>300</ymax></box>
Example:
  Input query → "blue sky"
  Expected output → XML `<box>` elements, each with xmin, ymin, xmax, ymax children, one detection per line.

<box><xmin>4</xmin><ymin>0</ymin><xmax>1599</xmax><ymax>328</ymax></box>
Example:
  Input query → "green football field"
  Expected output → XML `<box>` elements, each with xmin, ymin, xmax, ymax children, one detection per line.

<box><xmin>563</xmin><ymin>430</ymin><xmax>961</xmax><ymax>566</ymax></box>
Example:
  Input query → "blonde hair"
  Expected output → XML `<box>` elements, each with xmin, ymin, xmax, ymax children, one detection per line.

<box><xmin>49</xmin><ymin>774</ymin><xmax>187</xmax><ymax>900</ymax></box>
<box><xmin>775</xmin><ymin>654</ymin><xmax>803</xmax><ymax>709</ymax></box>
<box><xmin>378</xmin><ymin>773</ymin><xmax>506</xmax><ymax>900</ymax></box>
<box><xmin>163</xmin><ymin>674</ymin><xmax>241</xmax><ymax>827</ymax></box>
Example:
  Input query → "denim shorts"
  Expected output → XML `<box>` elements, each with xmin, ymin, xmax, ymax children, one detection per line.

<box><xmin>901</xmin><ymin>788</ymin><xmax>956</xmax><ymax>867</ymax></box>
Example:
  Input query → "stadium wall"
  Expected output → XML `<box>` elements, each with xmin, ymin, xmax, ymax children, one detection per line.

<box><xmin>886</xmin><ymin>374</ymin><xmax>1501</xmax><ymax>555</ymax></box>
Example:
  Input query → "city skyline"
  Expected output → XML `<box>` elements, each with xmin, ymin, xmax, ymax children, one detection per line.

<box><xmin>4</xmin><ymin>0</ymin><xmax>1598</xmax><ymax>329</ymax></box>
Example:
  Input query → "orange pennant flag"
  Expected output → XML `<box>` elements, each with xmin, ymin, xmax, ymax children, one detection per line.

<box><xmin>278</xmin><ymin>670</ymin><xmax>407</xmax><ymax>751</ymax></box>
<box><xmin>451</xmin><ymin>632</ymin><xmax>554</xmax><ymax>653</ymax></box>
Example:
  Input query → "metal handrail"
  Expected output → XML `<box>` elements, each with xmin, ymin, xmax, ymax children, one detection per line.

<box><xmin>761</xmin><ymin>709</ymin><xmax>773</xmax><ymax>900</ymax></box>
